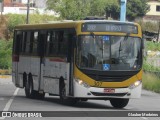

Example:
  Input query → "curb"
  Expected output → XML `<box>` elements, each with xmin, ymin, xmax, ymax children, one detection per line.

<box><xmin>0</xmin><ymin>75</ymin><xmax>11</xmax><ymax>79</ymax></box>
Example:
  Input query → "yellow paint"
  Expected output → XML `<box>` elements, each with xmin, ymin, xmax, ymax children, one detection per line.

<box><xmin>0</xmin><ymin>75</ymin><xmax>11</xmax><ymax>78</ymax></box>
<box><xmin>74</xmin><ymin>65</ymin><xmax>142</xmax><ymax>88</ymax></box>
<box><xmin>15</xmin><ymin>21</ymin><xmax>142</xmax><ymax>39</ymax></box>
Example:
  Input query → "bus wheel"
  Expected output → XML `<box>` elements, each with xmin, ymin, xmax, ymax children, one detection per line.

<box><xmin>110</xmin><ymin>98</ymin><xmax>129</xmax><ymax>108</ymax></box>
<box><xmin>81</xmin><ymin>98</ymin><xmax>88</xmax><ymax>102</ymax></box>
<box><xmin>35</xmin><ymin>92</ymin><xmax>45</xmax><ymax>100</ymax></box>
<box><xmin>59</xmin><ymin>81</ymin><xmax>78</xmax><ymax>105</ymax></box>
<box><xmin>25</xmin><ymin>76</ymin><xmax>35</xmax><ymax>99</ymax></box>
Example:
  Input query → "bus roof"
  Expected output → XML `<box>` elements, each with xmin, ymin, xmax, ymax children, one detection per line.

<box><xmin>15</xmin><ymin>20</ymin><xmax>138</xmax><ymax>30</ymax></box>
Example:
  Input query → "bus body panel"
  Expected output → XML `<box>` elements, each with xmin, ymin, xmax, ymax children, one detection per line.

<box><xmin>12</xmin><ymin>61</ymin><xmax>19</xmax><ymax>87</ymax></box>
<box><xmin>43</xmin><ymin>58</ymin><xmax>70</xmax><ymax>95</ymax></box>
<box><xmin>74</xmin><ymin>66</ymin><xmax>143</xmax><ymax>88</ymax></box>
<box><xmin>17</xmin><ymin>56</ymin><xmax>40</xmax><ymax>90</ymax></box>
<box><xmin>73</xmin><ymin>79</ymin><xmax>142</xmax><ymax>98</ymax></box>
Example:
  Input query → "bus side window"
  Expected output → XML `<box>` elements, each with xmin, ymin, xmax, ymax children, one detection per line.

<box><xmin>13</xmin><ymin>31</ymin><xmax>22</xmax><ymax>55</ymax></box>
<box><xmin>25</xmin><ymin>32</ymin><xmax>31</xmax><ymax>54</ymax></box>
<box><xmin>46</xmin><ymin>31</ymin><xmax>51</xmax><ymax>56</ymax></box>
<box><xmin>38</xmin><ymin>30</ymin><xmax>47</xmax><ymax>56</ymax></box>
<box><xmin>30</xmin><ymin>31</ymin><xmax>38</xmax><ymax>55</ymax></box>
<box><xmin>47</xmin><ymin>31</ymin><xmax>58</xmax><ymax>56</ymax></box>
<box><xmin>21</xmin><ymin>32</ymin><xmax>27</xmax><ymax>53</ymax></box>
<box><xmin>58</xmin><ymin>31</ymin><xmax>68</xmax><ymax>56</ymax></box>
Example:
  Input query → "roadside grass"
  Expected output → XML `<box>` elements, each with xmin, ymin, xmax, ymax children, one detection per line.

<box><xmin>0</xmin><ymin>69</ymin><xmax>11</xmax><ymax>75</ymax></box>
<box><xmin>142</xmin><ymin>72</ymin><xmax>160</xmax><ymax>93</ymax></box>
<box><xmin>146</xmin><ymin>41</ymin><xmax>160</xmax><ymax>51</ymax></box>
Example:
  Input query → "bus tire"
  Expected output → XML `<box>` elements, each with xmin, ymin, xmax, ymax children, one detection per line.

<box><xmin>110</xmin><ymin>98</ymin><xmax>129</xmax><ymax>108</ymax></box>
<box><xmin>81</xmin><ymin>98</ymin><xmax>88</xmax><ymax>102</ymax></box>
<box><xmin>35</xmin><ymin>92</ymin><xmax>45</xmax><ymax>100</ymax></box>
<box><xmin>59</xmin><ymin>80</ymin><xmax>78</xmax><ymax>105</ymax></box>
<box><xmin>25</xmin><ymin>75</ymin><xmax>36</xmax><ymax>99</ymax></box>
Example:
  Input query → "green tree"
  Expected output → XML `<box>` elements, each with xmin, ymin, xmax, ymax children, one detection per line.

<box><xmin>6</xmin><ymin>14</ymin><xmax>25</xmax><ymax>38</ymax></box>
<box><xmin>46</xmin><ymin>0</ymin><xmax>149</xmax><ymax>21</ymax></box>
<box><xmin>46</xmin><ymin>0</ymin><xmax>91</xmax><ymax>20</ymax></box>
<box><xmin>126</xmin><ymin>0</ymin><xmax>150</xmax><ymax>21</ymax></box>
<box><xmin>105</xmin><ymin>0</ymin><xmax>120</xmax><ymax>20</ymax></box>
<box><xmin>89</xmin><ymin>0</ymin><xmax>108</xmax><ymax>17</ymax></box>
<box><xmin>105</xmin><ymin>0</ymin><xmax>149</xmax><ymax>21</ymax></box>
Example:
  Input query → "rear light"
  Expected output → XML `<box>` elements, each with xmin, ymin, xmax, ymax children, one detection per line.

<box><xmin>12</xmin><ymin>54</ymin><xmax>19</xmax><ymax>62</ymax></box>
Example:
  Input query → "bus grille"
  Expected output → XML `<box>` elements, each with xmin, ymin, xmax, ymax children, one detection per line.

<box><xmin>87</xmin><ymin>74</ymin><xmax>132</xmax><ymax>82</ymax></box>
<box><xmin>91</xmin><ymin>92</ymin><xmax>128</xmax><ymax>96</ymax></box>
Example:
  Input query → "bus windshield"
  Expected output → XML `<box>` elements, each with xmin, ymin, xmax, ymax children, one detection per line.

<box><xmin>76</xmin><ymin>35</ymin><xmax>142</xmax><ymax>71</ymax></box>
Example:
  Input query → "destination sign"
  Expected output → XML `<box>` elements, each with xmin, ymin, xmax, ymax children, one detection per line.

<box><xmin>82</xmin><ymin>23</ymin><xmax>138</xmax><ymax>34</ymax></box>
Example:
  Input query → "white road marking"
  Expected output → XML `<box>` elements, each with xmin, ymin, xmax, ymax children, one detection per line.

<box><xmin>3</xmin><ymin>88</ymin><xmax>19</xmax><ymax>111</ymax></box>
<box><xmin>0</xmin><ymin>88</ymin><xmax>19</xmax><ymax>119</ymax></box>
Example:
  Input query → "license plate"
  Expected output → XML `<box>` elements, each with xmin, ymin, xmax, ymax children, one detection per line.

<box><xmin>104</xmin><ymin>88</ymin><xmax>115</xmax><ymax>93</ymax></box>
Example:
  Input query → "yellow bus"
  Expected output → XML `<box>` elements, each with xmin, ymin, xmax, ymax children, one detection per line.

<box><xmin>12</xmin><ymin>20</ymin><xmax>143</xmax><ymax>108</ymax></box>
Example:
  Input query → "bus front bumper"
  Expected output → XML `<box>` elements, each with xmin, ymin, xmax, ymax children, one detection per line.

<box><xmin>72</xmin><ymin>79</ymin><xmax>142</xmax><ymax>99</ymax></box>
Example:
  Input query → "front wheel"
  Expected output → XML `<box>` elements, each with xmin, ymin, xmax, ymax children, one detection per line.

<box><xmin>110</xmin><ymin>98</ymin><xmax>129</xmax><ymax>108</ymax></box>
<box><xmin>59</xmin><ymin>82</ymin><xmax>78</xmax><ymax>105</ymax></box>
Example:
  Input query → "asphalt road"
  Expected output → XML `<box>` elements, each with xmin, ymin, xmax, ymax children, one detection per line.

<box><xmin>0</xmin><ymin>76</ymin><xmax>160</xmax><ymax>120</ymax></box>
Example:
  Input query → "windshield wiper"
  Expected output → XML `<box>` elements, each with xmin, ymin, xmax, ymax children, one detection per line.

<box><xmin>118</xmin><ymin>33</ymin><xmax>131</xmax><ymax>62</ymax></box>
<box><xmin>119</xmin><ymin>41</ymin><xmax>122</xmax><ymax>57</ymax></box>
<box><xmin>124</xmin><ymin>32</ymin><xmax>130</xmax><ymax>41</ymax></box>
<box><xmin>90</xmin><ymin>32</ymin><xmax>95</xmax><ymax>38</ymax></box>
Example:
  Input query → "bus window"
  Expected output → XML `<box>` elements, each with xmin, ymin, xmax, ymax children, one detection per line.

<box><xmin>30</xmin><ymin>31</ymin><xmax>38</xmax><ymax>55</ymax></box>
<box><xmin>13</xmin><ymin>31</ymin><xmax>23</xmax><ymax>55</ymax></box>
<box><xmin>25</xmin><ymin>32</ymin><xmax>31</xmax><ymax>54</ymax></box>
<box><xmin>58</xmin><ymin>31</ymin><xmax>68</xmax><ymax>56</ymax></box>
<box><xmin>47</xmin><ymin>30</ymin><xmax>68</xmax><ymax>56</ymax></box>
<box><xmin>38</xmin><ymin>30</ymin><xmax>47</xmax><ymax>56</ymax></box>
<box><xmin>47</xmin><ymin>31</ymin><xmax>58</xmax><ymax>55</ymax></box>
<box><xmin>21</xmin><ymin>32</ymin><xmax>27</xmax><ymax>53</ymax></box>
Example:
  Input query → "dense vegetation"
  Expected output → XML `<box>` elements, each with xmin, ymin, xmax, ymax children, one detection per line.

<box><xmin>0</xmin><ymin>14</ymin><xmax>58</xmax><ymax>40</ymax></box>
<box><xmin>143</xmin><ymin>72</ymin><xmax>160</xmax><ymax>93</ymax></box>
<box><xmin>145</xmin><ymin>41</ymin><xmax>160</xmax><ymax>51</ymax></box>
<box><xmin>0</xmin><ymin>13</ymin><xmax>58</xmax><ymax>71</ymax></box>
<box><xmin>46</xmin><ymin>0</ymin><xmax>149</xmax><ymax>21</ymax></box>
<box><xmin>0</xmin><ymin>40</ymin><xmax>12</xmax><ymax>69</ymax></box>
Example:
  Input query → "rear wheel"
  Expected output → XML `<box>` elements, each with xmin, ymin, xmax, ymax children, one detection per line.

<box><xmin>110</xmin><ymin>98</ymin><xmax>129</xmax><ymax>108</ymax></box>
<box><xmin>59</xmin><ymin>81</ymin><xmax>78</xmax><ymax>105</ymax></box>
<box><xmin>25</xmin><ymin>75</ymin><xmax>36</xmax><ymax>98</ymax></box>
<box><xmin>81</xmin><ymin>99</ymin><xmax>88</xmax><ymax>102</ymax></box>
<box><xmin>35</xmin><ymin>91</ymin><xmax>45</xmax><ymax>99</ymax></box>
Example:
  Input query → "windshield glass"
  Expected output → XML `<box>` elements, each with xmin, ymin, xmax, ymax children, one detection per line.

<box><xmin>76</xmin><ymin>35</ymin><xmax>142</xmax><ymax>71</ymax></box>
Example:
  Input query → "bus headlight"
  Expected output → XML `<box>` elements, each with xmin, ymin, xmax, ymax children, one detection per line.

<box><xmin>129</xmin><ymin>80</ymin><xmax>142</xmax><ymax>89</ymax></box>
<box><xmin>75</xmin><ymin>78</ymin><xmax>90</xmax><ymax>88</ymax></box>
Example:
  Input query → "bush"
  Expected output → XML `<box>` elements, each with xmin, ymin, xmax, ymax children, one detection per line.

<box><xmin>146</xmin><ymin>41</ymin><xmax>160</xmax><ymax>51</ymax></box>
<box><xmin>4</xmin><ymin>14</ymin><xmax>59</xmax><ymax>39</ymax></box>
<box><xmin>143</xmin><ymin>58</ymin><xmax>160</xmax><ymax>72</ymax></box>
<box><xmin>143</xmin><ymin>72</ymin><xmax>160</xmax><ymax>93</ymax></box>
<box><xmin>136</xmin><ymin>19</ymin><xmax>159</xmax><ymax>32</ymax></box>
<box><xmin>0</xmin><ymin>39</ymin><xmax>13</xmax><ymax>69</ymax></box>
